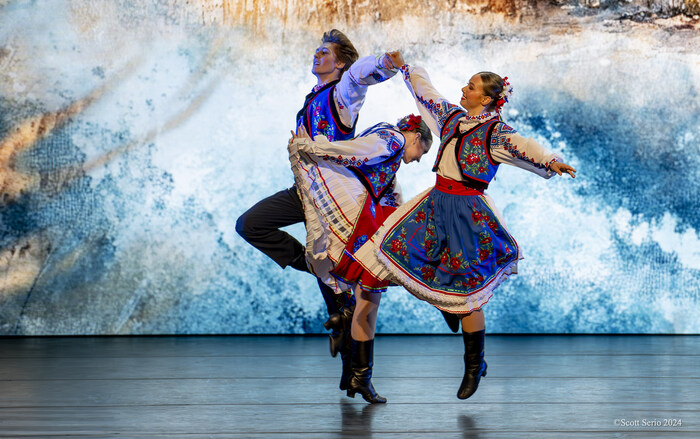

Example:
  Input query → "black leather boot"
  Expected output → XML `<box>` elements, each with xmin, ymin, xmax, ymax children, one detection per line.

<box><xmin>440</xmin><ymin>309</ymin><xmax>461</xmax><ymax>333</ymax></box>
<box><xmin>339</xmin><ymin>342</ymin><xmax>352</xmax><ymax>391</ymax></box>
<box><xmin>457</xmin><ymin>329</ymin><xmax>487</xmax><ymax>400</ymax></box>
<box><xmin>323</xmin><ymin>305</ymin><xmax>354</xmax><ymax>357</ymax></box>
<box><xmin>346</xmin><ymin>339</ymin><xmax>387</xmax><ymax>404</ymax></box>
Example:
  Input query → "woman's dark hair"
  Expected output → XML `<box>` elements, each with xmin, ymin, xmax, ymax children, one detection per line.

<box><xmin>322</xmin><ymin>29</ymin><xmax>359</xmax><ymax>75</ymax></box>
<box><xmin>478</xmin><ymin>71</ymin><xmax>504</xmax><ymax>112</ymax></box>
<box><xmin>397</xmin><ymin>114</ymin><xmax>433</xmax><ymax>152</ymax></box>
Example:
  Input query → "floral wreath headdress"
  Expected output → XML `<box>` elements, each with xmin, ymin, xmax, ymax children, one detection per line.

<box><xmin>397</xmin><ymin>114</ymin><xmax>422</xmax><ymax>131</ymax></box>
<box><xmin>495</xmin><ymin>76</ymin><xmax>513</xmax><ymax>113</ymax></box>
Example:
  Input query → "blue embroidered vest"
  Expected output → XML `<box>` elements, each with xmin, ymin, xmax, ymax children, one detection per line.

<box><xmin>433</xmin><ymin>109</ymin><xmax>500</xmax><ymax>186</ymax></box>
<box><xmin>296</xmin><ymin>80</ymin><xmax>356</xmax><ymax>141</ymax></box>
<box><xmin>350</xmin><ymin>123</ymin><xmax>404</xmax><ymax>202</ymax></box>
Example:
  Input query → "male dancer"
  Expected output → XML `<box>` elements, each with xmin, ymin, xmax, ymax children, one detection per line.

<box><xmin>236</xmin><ymin>30</ymin><xmax>398</xmax><ymax>386</ymax></box>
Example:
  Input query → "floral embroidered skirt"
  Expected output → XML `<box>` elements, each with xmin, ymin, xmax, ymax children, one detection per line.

<box><xmin>355</xmin><ymin>176</ymin><xmax>522</xmax><ymax>313</ymax></box>
<box><xmin>331</xmin><ymin>196</ymin><xmax>397</xmax><ymax>293</ymax></box>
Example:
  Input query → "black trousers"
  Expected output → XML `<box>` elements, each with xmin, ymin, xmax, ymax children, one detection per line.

<box><xmin>235</xmin><ymin>186</ymin><xmax>352</xmax><ymax>316</ymax></box>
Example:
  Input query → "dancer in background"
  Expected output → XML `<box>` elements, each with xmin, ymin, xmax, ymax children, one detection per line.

<box><xmin>235</xmin><ymin>30</ymin><xmax>397</xmax><ymax>383</ymax></box>
<box><xmin>289</xmin><ymin>114</ymin><xmax>432</xmax><ymax>403</ymax></box>
<box><xmin>355</xmin><ymin>52</ymin><xmax>577</xmax><ymax>400</ymax></box>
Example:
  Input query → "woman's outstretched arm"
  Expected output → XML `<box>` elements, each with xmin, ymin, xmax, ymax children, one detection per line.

<box><xmin>386</xmin><ymin>51</ymin><xmax>460</xmax><ymax>135</ymax></box>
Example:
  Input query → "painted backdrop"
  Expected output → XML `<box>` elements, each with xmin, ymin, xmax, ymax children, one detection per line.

<box><xmin>1</xmin><ymin>0</ymin><xmax>698</xmax><ymax>334</ymax></box>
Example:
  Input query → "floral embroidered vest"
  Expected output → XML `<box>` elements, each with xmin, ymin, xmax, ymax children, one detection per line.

<box><xmin>296</xmin><ymin>81</ymin><xmax>356</xmax><ymax>141</ymax></box>
<box><xmin>433</xmin><ymin>109</ymin><xmax>500</xmax><ymax>185</ymax></box>
<box><xmin>351</xmin><ymin>123</ymin><xmax>404</xmax><ymax>202</ymax></box>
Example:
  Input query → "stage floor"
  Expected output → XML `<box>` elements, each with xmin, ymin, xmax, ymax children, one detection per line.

<box><xmin>0</xmin><ymin>335</ymin><xmax>697</xmax><ymax>438</ymax></box>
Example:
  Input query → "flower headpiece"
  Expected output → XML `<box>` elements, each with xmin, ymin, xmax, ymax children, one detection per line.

<box><xmin>397</xmin><ymin>114</ymin><xmax>422</xmax><ymax>131</ymax></box>
<box><xmin>495</xmin><ymin>76</ymin><xmax>513</xmax><ymax>112</ymax></box>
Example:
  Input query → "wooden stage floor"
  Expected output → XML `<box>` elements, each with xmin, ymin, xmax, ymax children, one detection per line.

<box><xmin>0</xmin><ymin>335</ymin><xmax>697</xmax><ymax>438</ymax></box>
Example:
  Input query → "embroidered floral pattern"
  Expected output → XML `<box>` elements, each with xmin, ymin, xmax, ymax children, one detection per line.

<box><xmin>387</xmin><ymin>227</ymin><xmax>410</xmax><ymax>263</ymax></box>
<box><xmin>350</xmin><ymin>64</ymin><xmax>388</xmax><ymax>86</ymax></box>
<box><xmin>472</xmin><ymin>208</ymin><xmax>492</xmax><ymax>228</ymax></box>
<box><xmin>364</xmin><ymin>155</ymin><xmax>401</xmax><ymax>199</ymax></box>
<box><xmin>462</xmin><ymin>112</ymin><xmax>497</xmax><ymax>122</ymax></box>
<box><xmin>478</xmin><ymin>231</ymin><xmax>494</xmax><ymax>261</ymax></box>
<box><xmin>401</xmin><ymin>65</ymin><xmax>457</xmax><ymax>128</ymax></box>
<box><xmin>425</xmin><ymin>221</ymin><xmax>436</xmax><ymax>237</ymax></box>
<box><xmin>310</xmin><ymin>100</ymin><xmax>335</xmax><ymax>141</ymax></box>
<box><xmin>333</xmin><ymin>88</ymin><xmax>345</xmax><ymax>110</ymax></box>
<box><xmin>432</xmin><ymin>110</ymin><xmax>467</xmax><ymax>171</ymax></box>
<box><xmin>422</xmin><ymin>237</ymin><xmax>436</xmax><ymax>253</ymax></box>
<box><xmin>352</xmin><ymin>235</ymin><xmax>369</xmax><ymax>253</ymax></box>
<box><xmin>492</xmin><ymin>124</ymin><xmax>548</xmax><ymax>170</ymax></box>
<box><xmin>380</xmin><ymin>191</ymin><xmax>400</xmax><ymax>208</ymax></box>
<box><xmin>400</xmin><ymin>64</ymin><xmax>410</xmax><ymax>81</ymax></box>
<box><xmin>419</xmin><ymin>222</ymin><xmax>438</xmax><ymax>257</ymax></box>
<box><xmin>411</xmin><ymin>210</ymin><xmax>427</xmax><ymax>224</ymax></box>
<box><xmin>446</xmin><ymin>250</ymin><xmax>469</xmax><ymax>272</ymax></box>
<box><xmin>381</xmin><ymin>194</ymin><xmax>519</xmax><ymax>296</ymax></box>
<box><xmin>374</xmin><ymin>129</ymin><xmax>403</xmax><ymax>152</ymax></box>
<box><xmin>323</xmin><ymin>154</ymin><xmax>369</xmax><ymax>167</ymax></box>
<box><xmin>418</xmin><ymin>265</ymin><xmax>437</xmax><ymax>281</ymax></box>
<box><xmin>370</xmin><ymin>72</ymin><xmax>386</xmax><ymax>82</ymax></box>
<box><xmin>354</xmin><ymin>130</ymin><xmax>403</xmax><ymax>198</ymax></box>
<box><xmin>497</xmin><ymin>247</ymin><xmax>514</xmax><ymax>266</ymax></box>
<box><xmin>401</xmin><ymin>65</ymin><xmax>460</xmax><ymax>127</ymax></box>
<box><xmin>322</xmin><ymin>124</ymin><xmax>405</xmax><ymax>200</ymax></box>
<box><xmin>457</xmin><ymin>126</ymin><xmax>492</xmax><ymax>177</ymax></box>
<box><xmin>415</xmin><ymin>94</ymin><xmax>458</xmax><ymax>128</ymax></box>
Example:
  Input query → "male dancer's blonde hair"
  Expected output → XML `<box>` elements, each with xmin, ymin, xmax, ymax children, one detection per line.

<box><xmin>322</xmin><ymin>29</ymin><xmax>359</xmax><ymax>75</ymax></box>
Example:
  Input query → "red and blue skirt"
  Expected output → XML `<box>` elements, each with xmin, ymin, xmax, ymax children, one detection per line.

<box><xmin>356</xmin><ymin>175</ymin><xmax>521</xmax><ymax>313</ymax></box>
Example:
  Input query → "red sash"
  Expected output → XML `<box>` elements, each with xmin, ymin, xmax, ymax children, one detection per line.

<box><xmin>435</xmin><ymin>175</ymin><xmax>484</xmax><ymax>196</ymax></box>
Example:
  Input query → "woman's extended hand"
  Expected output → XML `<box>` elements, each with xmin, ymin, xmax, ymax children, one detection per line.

<box><xmin>550</xmin><ymin>162</ymin><xmax>577</xmax><ymax>178</ymax></box>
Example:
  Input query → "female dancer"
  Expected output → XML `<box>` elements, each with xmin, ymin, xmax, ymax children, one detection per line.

<box><xmin>289</xmin><ymin>115</ymin><xmax>432</xmax><ymax>403</ymax></box>
<box><xmin>355</xmin><ymin>52</ymin><xmax>577</xmax><ymax>400</ymax></box>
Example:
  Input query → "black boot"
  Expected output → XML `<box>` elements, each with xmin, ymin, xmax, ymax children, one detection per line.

<box><xmin>339</xmin><ymin>342</ymin><xmax>352</xmax><ymax>391</ymax></box>
<box><xmin>318</xmin><ymin>279</ymin><xmax>340</xmax><ymax>316</ymax></box>
<box><xmin>324</xmin><ymin>306</ymin><xmax>354</xmax><ymax>357</ymax></box>
<box><xmin>440</xmin><ymin>309</ymin><xmax>461</xmax><ymax>333</ymax></box>
<box><xmin>346</xmin><ymin>339</ymin><xmax>387</xmax><ymax>404</ymax></box>
<box><xmin>324</xmin><ymin>305</ymin><xmax>353</xmax><ymax>389</ymax></box>
<box><xmin>457</xmin><ymin>329</ymin><xmax>487</xmax><ymax>400</ymax></box>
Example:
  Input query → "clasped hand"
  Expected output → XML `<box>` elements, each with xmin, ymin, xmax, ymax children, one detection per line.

<box><xmin>381</xmin><ymin>51</ymin><xmax>405</xmax><ymax>70</ymax></box>
<box><xmin>288</xmin><ymin>125</ymin><xmax>313</xmax><ymax>161</ymax></box>
<box><xmin>290</xmin><ymin>125</ymin><xmax>312</xmax><ymax>143</ymax></box>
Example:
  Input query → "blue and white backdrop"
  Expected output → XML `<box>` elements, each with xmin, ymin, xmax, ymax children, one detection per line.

<box><xmin>1</xmin><ymin>0</ymin><xmax>698</xmax><ymax>334</ymax></box>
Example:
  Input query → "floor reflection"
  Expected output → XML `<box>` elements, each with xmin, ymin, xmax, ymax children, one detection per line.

<box><xmin>459</xmin><ymin>414</ymin><xmax>482</xmax><ymax>439</ymax></box>
<box><xmin>338</xmin><ymin>398</ymin><xmax>383</xmax><ymax>438</ymax></box>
